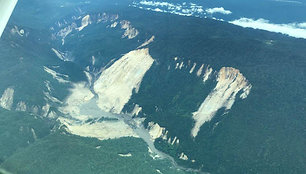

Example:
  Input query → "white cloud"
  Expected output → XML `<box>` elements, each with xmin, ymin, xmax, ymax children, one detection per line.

<box><xmin>205</xmin><ymin>7</ymin><xmax>232</xmax><ymax>15</ymax></box>
<box><xmin>134</xmin><ymin>0</ymin><xmax>205</xmax><ymax>16</ymax></box>
<box><xmin>153</xmin><ymin>8</ymin><xmax>163</xmax><ymax>12</ymax></box>
<box><xmin>139</xmin><ymin>0</ymin><xmax>177</xmax><ymax>8</ymax></box>
<box><xmin>133</xmin><ymin>1</ymin><xmax>306</xmax><ymax>40</ymax></box>
<box><xmin>230</xmin><ymin>18</ymin><xmax>306</xmax><ymax>39</ymax></box>
<box><xmin>297</xmin><ymin>22</ymin><xmax>306</xmax><ymax>28</ymax></box>
<box><xmin>273</xmin><ymin>0</ymin><xmax>303</xmax><ymax>4</ymax></box>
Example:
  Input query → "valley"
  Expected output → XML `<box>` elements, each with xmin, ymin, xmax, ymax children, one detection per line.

<box><xmin>0</xmin><ymin>0</ymin><xmax>305</xmax><ymax>173</ymax></box>
<box><xmin>63</xmin><ymin>96</ymin><xmax>204</xmax><ymax>173</ymax></box>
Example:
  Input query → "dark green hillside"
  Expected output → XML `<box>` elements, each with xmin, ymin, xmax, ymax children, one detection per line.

<box><xmin>1</xmin><ymin>133</ymin><xmax>192</xmax><ymax>174</ymax></box>
<box><xmin>0</xmin><ymin>0</ymin><xmax>305</xmax><ymax>173</ymax></box>
<box><xmin>0</xmin><ymin>108</ymin><xmax>192</xmax><ymax>174</ymax></box>
<box><xmin>0</xmin><ymin>108</ymin><xmax>53</xmax><ymax>164</ymax></box>
<box><xmin>121</xmin><ymin>8</ymin><xmax>306</xmax><ymax>174</ymax></box>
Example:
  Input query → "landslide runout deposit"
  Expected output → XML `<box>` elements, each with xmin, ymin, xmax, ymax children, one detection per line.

<box><xmin>58</xmin><ymin>47</ymin><xmax>155</xmax><ymax>140</ymax></box>
<box><xmin>58</xmin><ymin>87</ymin><xmax>139</xmax><ymax>140</ymax></box>
<box><xmin>191</xmin><ymin>67</ymin><xmax>252</xmax><ymax>137</ymax></box>
<box><xmin>59</xmin><ymin>117</ymin><xmax>138</xmax><ymax>140</ymax></box>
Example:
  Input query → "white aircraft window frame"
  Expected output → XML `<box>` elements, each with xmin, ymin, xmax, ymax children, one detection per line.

<box><xmin>0</xmin><ymin>0</ymin><xmax>18</xmax><ymax>38</ymax></box>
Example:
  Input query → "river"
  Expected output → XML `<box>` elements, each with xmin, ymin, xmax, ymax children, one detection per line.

<box><xmin>79</xmin><ymin>97</ymin><xmax>207</xmax><ymax>174</ymax></box>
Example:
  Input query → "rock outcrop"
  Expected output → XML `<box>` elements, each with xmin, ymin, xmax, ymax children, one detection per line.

<box><xmin>77</xmin><ymin>15</ymin><xmax>91</xmax><ymax>31</ymax></box>
<box><xmin>16</xmin><ymin>101</ymin><xmax>27</xmax><ymax>111</ymax></box>
<box><xmin>179</xmin><ymin>153</ymin><xmax>189</xmax><ymax>160</ymax></box>
<box><xmin>131</xmin><ymin>104</ymin><xmax>142</xmax><ymax>116</ymax></box>
<box><xmin>44</xmin><ymin>66</ymin><xmax>69</xmax><ymax>83</ymax></box>
<box><xmin>120</xmin><ymin>20</ymin><xmax>139</xmax><ymax>39</ymax></box>
<box><xmin>148</xmin><ymin>122</ymin><xmax>166</xmax><ymax>141</ymax></box>
<box><xmin>0</xmin><ymin>88</ymin><xmax>14</xmax><ymax>110</ymax></box>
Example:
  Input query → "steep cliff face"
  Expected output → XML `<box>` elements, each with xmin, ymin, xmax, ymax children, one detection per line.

<box><xmin>16</xmin><ymin>101</ymin><xmax>27</xmax><ymax>111</ymax></box>
<box><xmin>191</xmin><ymin>67</ymin><xmax>252</xmax><ymax>137</ymax></box>
<box><xmin>131</xmin><ymin>104</ymin><xmax>142</xmax><ymax>116</ymax></box>
<box><xmin>148</xmin><ymin>122</ymin><xmax>166</xmax><ymax>141</ymax></box>
<box><xmin>44</xmin><ymin>66</ymin><xmax>69</xmax><ymax>83</ymax></box>
<box><xmin>147</xmin><ymin>122</ymin><xmax>180</xmax><ymax>145</ymax></box>
<box><xmin>77</xmin><ymin>15</ymin><xmax>91</xmax><ymax>31</ymax></box>
<box><xmin>94</xmin><ymin>48</ymin><xmax>154</xmax><ymax>114</ymax></box>
<box><xmin>120</xmin><ymin>20</ymin><xmax>139</xmax><ymax>39</ymax></box>
<box><xmin>0</xmin><ymin>88</ymin><xmax>14</xmax><ymax>110</ymax></box>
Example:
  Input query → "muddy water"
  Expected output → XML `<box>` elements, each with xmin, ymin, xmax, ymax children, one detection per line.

<box><xmin>79</xmin><ymin>98</ymin><xmax>207</xmax><ymax>174</ymax></box>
